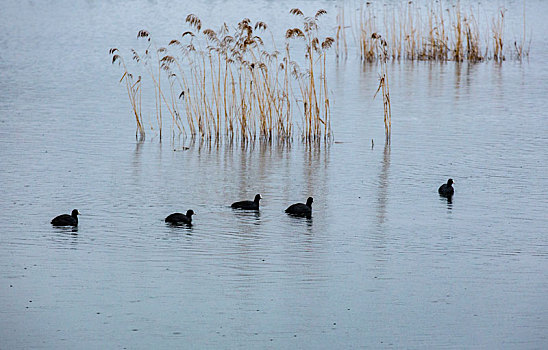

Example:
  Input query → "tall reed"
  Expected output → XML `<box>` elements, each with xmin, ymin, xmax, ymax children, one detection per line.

<box><xmin>110</xmin><ymin>49</ymin><xmax>145</xmax><ymax>139</ymax></box>
<box><xmin>513</xmin><ymin>1</ymin><xmax>531</xmax><ymax>60</ymax></box>
<box><xmin>286</xmin><ymin>8</ymin><xmax>334</xmax><ymax>141</ymax></box>
<box><xmin>492</xmin><ymin>8</ymin><xmax>505</xmax><ymax>62</ymax></box>
<box><xmin>372</xmin><ymin>34</ymin><xmax>391</xmax><ymax>142</ymax></box>
<box><xmin>336</xmin><ymin>5</ymin><xmax>348</xmax><ymax>58</ymax></box>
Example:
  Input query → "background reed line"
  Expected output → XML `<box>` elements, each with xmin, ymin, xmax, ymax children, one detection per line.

<box><xmin>340</xmin><ymin>1</ymin><xmax>530</xmax><ymax>62</ymax></box>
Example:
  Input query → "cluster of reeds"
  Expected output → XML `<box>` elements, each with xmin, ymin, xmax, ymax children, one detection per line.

<box><xmin>110</xmin><ymin>9</ymin><xmax>334</xmax><ymax>142</ymax></box>
<box><xmin>348</xmin><ymin>1</ymin><xmax>529</xmax><ymax>62</ymax></box>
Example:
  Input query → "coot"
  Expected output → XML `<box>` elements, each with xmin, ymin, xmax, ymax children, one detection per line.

<box><xmin>231</xmin><ymin>194</ymin><xmax>262</xmax><ymax>210</ymax></box>
<box><xmin>165</xmin><ymin>209</ymin><xmax>195</xmax><ymax>225</ymax></box>
<box><xmin>51</xmin><ymin>209</ymin><xmax>80</xmax><ymax>227</ymax></box>
<box><xmin>285</xmin><ymin>197</ymin><xmax>313</xmax><ymax>217</ymax></box>
<box><xmin>438</xmin><ymin>179</ymin><xmax>455</xmax><ymax>198</ymax></box>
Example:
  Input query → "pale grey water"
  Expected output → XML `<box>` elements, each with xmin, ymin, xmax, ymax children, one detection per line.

<box><xmin>1</xmin><ymin>0</ymin><xmax>548</xmax><ymax>349</ymax></box>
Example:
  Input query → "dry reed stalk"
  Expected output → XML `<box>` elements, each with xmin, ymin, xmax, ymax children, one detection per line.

<box><xmin>136</xmin><ymin>31</ymin><xmax>187</xmax><ymax>140</ymax></box>
<box><xmin>357</xmin><ymin>2</ymin><xmax>377</xmax><ymax>61</ymax></box>
<box><xmin>286</xmin><ymin>8</ymin><xmax>333</xmax><ymax>142</ymax></box>
<box><xmin>372</xmin><ymin>34</ymin><xmax>391</xmax><ymax>142</ymax></box>
<box><xmin>453</xmin><ymin>2</ymin><xmax>464</xmax><ymax>61</ymax></box>
<box><xmin>435</xmin><ymin>1</ymin><xmax>448</xmax><ymax>60</ymax></box>
<box><xmin>492</xmin><ymin>8</ymin><xmax>505</xmax><ymax>62</ymax></box>
<box><xmin>336</xmin><ymin>5</ymin><xmax>348</xmax><ymax>59</ymax></box>
<box><xmin>463</xmin><ymin>10</ymin><xmax>483</xmax><ymax>61</ymax></box>
<box><xmin>110</xmin><ymin>49</ymin><xmax>145</xmax><ymax>138</ymax></box>
<box><xmin>514</xmin><ymin>1</ymin><xmax>530</xmax><ymax>60</ymax></box>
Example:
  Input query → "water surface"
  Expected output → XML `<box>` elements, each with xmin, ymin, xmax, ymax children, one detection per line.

<box><xmin>1</xmin><ymin>0</ymin><xmax>547</xmax><ymax>348</ymax></box>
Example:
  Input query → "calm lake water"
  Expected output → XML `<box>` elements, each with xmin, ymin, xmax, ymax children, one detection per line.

<box><xmin>1</xmin><ymin>0</ymin><xmax>547</xmax><ymax>349</ymax></box>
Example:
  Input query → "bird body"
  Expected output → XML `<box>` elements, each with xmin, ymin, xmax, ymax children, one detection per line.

<box><xmin>165</xmin><ymin>209</ymin><xmax>195</xmax><ymax>225</ymax></box>
<box><xmin>231</xmin><ymin>194</ymin><xmax>262</xmax><ymax>210</ymax></box>
<box><xmin>438</xmin><ymin>179</ymin><xmax>455</xmax><ymax>198</ymax></box>
<box><xmin>51</xmin><ymin>209</ymin><xmax>80</xmax><ymax>226</ymax></box>
<box><xmin>285</xmin><ymin>197</ymin><xmax>313</xmax><ymax>217</ymax></box>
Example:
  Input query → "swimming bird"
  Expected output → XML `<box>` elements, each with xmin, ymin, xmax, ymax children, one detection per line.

<box><xmin>165</xmin><ymin>209</ymin><xmax>195</xmax><ymax>225</ymax></box>
<box><xmin>51</xmin><ymin>209</ymin><xmax>80</xmax><ymax>226</ymax></box>
<box><xmin>438</xmin><ymin>178</ymin><xmax>455</xmax><ymax>198</ymax></box>
<box><xmin>231</xmin><ymin>194</ymin><xmax>262</xmax><ymax>210</ymax></box>
<box><xmin>285</xmin><ymin>197</ymin><xmax>313</xmax><ymax>217</ymax></box>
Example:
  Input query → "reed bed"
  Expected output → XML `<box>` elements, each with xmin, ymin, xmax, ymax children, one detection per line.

<box><xmin>110</xmin><ymin>9</ymin><xmax>334</xmax><ymax>142</ymax></box>
<box><xmin>346</xmin><ymin>1</ymin><xmax>530</xmax><ymax>62</ymax></box>
<box><xmin>110</xmin><ymin>3</ymin><xmax>530</xmax><ymax>144</ymax></box>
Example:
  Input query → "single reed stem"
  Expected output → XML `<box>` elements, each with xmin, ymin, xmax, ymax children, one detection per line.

<box><xmin>372</xmin><ymin>34</ymin><xmax>391</xmax><ymax>142</ymax></box>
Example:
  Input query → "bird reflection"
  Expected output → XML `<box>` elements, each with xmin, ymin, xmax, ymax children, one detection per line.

<box><xmin>234</xmin><ymin>210</ymin><xmax>261</xmax><ymax>221</ymax></box>
<box><xmin>287</xmin><ymin>214</ymin><xmax>313</xmax><ymax>228</ymax></box>
<box><xmin>53</xmin><ymin>225</ymin><xmax>79</xmax><ymax>234</ymax></box>
<box><xmin>445</xmin><ymin>196</ymin><xmax>453</xmax><ymax>210</ymax></box>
